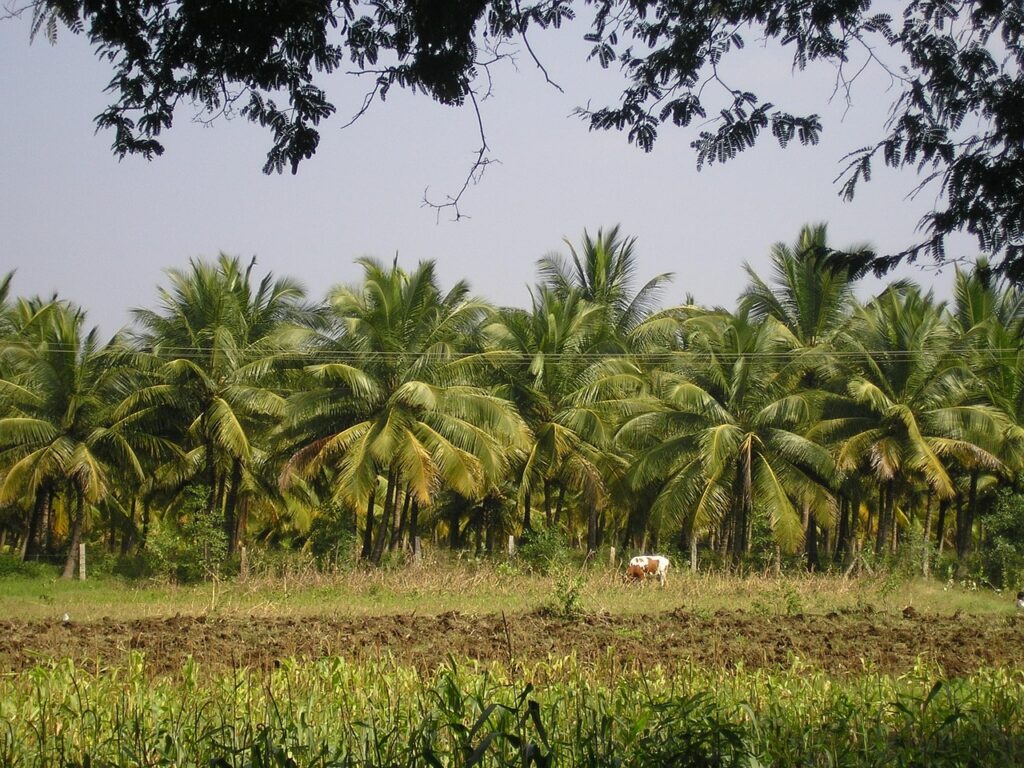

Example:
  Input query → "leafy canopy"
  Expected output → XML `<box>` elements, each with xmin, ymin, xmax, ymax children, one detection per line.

<box><xmin>21</xmin><ymin>0</ymin><xmax>1024</xmax><ymax>279</ymax></box>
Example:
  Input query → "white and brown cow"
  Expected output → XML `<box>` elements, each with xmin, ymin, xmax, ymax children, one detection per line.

<box><xmin>626</xmin><ymin>555</ymin><xmax>671</xmax><ymax>587</ymax></box>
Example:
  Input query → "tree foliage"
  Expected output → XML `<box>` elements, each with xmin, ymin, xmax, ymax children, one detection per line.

<box><xmin>16</xmin><ymin>0</ymin><xmax>1024</xmax><ymax>277</ymax></box>
<box><xmin>2</xmin><ymin>224</ymin><xmax>1024</xmax><ymax>577</ymax></box>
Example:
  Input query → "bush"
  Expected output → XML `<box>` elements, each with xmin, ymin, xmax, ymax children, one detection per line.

<box><xmin>306</xmin><ymin>504</ymin><xmax>360</xmax><ymax>570</ymax></box>
<box><xmin>980</xmin><ymin>491</ymin><xmax>1024</xmax><ymax>589</ymax></box>
<box><xmin>0</xmin><ymin>552</ymin><xmax>56</xmax><ymax>578</ymax></box>
<box><xmin>516</xmin><ymin>528</ymin><xmax>575</xmax><ymax>575</ymax></box>
<box><xmin>146</xmin><ymin>486</ymin><xmax>228</xmax><ymax>583</ymax></box>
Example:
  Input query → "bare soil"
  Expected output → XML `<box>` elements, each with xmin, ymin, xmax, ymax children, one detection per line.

<box><xmin>3</xmin><ymin>608</ymin><xmax>1022</xmax><ymax>677</ymax></box>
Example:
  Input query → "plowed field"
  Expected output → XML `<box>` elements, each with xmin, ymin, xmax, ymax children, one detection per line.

<box><xmin>3</xmin><ymin>608</ymin><xmax>1023</xmax><ymax>677</ymax></box>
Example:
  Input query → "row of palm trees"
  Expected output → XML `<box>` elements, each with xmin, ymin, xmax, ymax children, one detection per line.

<box><xmin>1</xmin><ymin>225</ymin><xmax>1022</xmax><ymax>578</ymax></box>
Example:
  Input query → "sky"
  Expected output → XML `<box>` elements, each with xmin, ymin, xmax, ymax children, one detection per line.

<box><xmin>0</xmin><ymin>8</ymin><xmax>972</xmax><ymax>337</ymax></box>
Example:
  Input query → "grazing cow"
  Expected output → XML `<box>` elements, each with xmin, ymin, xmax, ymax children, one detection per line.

<box><xmin>1017</xmin><ymin>590</ymin><xmax>1024</xmax><ymax>610</ymax></box>
<box><xmin>626</xmin><ymin>555</ymin><xmax>671</xmax><ymax>587</ymax></box>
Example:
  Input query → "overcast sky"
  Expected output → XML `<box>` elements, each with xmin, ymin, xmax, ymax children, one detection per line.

<box><xmin>1</xmin><ymin>9</ymin><xmax>971</xmax><ymax>336</ymax></box>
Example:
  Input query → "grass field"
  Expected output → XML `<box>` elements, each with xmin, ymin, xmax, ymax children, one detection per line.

<box><xmin>0</xmin><ymin>557</ymin><xmax>1016</xmax><ymax>623</ymax></box>
<box><xmin>3</xmin><ymin>560</ymin><xmax>1023</xmax><ymax>766</ymax></box>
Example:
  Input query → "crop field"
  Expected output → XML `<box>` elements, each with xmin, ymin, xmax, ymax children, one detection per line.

<box><xmin>3</xmin><ymin>565</ymin><xmax>1024</xmax><ymax>766</ymax></box>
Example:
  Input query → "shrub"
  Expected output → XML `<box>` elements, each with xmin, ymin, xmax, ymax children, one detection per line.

<box><xmin>516</xmin><ymin>528</ymin><xmax>575</xmax><ymax>575</ymax></box>
<box><xmin>0</xmin><ymin>552</ymin><xmax>55</xmax><ymax>578</ymax></box>
<box><xmin>981</xmin><ymin>491</ymin><xmax>1024</xmax><ymax>589</ymax></box>
<box><xmin>146</xmin><ymin>486</ymin><xmax>228</xmax><ymax>583</ymax></box>
<box><xmin>306</xmin><ymin>504</ymin><xmax>360</xmax><ymax>570</ymax></box>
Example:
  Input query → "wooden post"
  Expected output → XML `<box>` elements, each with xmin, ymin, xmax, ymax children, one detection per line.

<box><xmin>609</xmin><ymin>546</ymin><xmax>616</xmax><ymax>567</ymax></box>
<box><xmin>507</xmin><ymin>535</ymin><xmax>515</xmax><ymax>557</ymax></box>
<box><xmin>79</xmin><ymin>543</ymin><xmax>86</xmax><ymax>581</ymax></box>
<box><xmin>240</xmin><ymin>545</ymin><xmax>249</xmax><ymax>581</ymax></box>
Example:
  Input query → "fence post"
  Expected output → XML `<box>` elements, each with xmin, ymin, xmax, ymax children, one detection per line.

<box><xmin>240</xmin><ymin>545</ymin><xmax>249</xmax><ymax>581</ymax></box>
<box><xmin>508</xmin><ymin>535</ymin><xmax>515</xmax><ymax>557</ymax></box>
<box><xmin>79</xmin><ymin>543</ymin><xmax>86</xmax><ymax>581</ymax></box>
<box><xmin>609</xmin><ymin>546</ymin><xmax>616</xmax><ymax>567</ymax></box>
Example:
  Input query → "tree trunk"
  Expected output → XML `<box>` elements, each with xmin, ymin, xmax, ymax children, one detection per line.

<box><xmin>874</xmin><ymin>483</ymin><xmax>889</xmax><ymax>556</ymax></box>
<box><xmin>956</xmin><ymin>471</ymin><xmax>979</xmax><ymax>569</ymax></box>
<box><xmin>371</xmin><ymin>467</ymin><xmax>398</xmax><ymax>565</ymax></box>
<box><xmin>61</xmin><ymin>489</ymin><xmax>85</xmax><ymax>580</ymax></box>
<box><xmin>543</xmin><ymin>480</ymin><xmax>553</xmax><ymax>527</ymax></box>
<box><xmin>141</xmin><ymin>499</ymin><xmax>151</xmax><ymax>550</ymax></box>
<box><xmin>224</xmin><ymin>458</ymin><xmax>243</xmax><ymax>554</ymax></box>
<box><xmin>361</xmin><ymin>487</ymin><xmax>376</xmax><ymax>560</ymax></box>
<box><xmin>834</xmin><ymin>495</ymin><xmax>850</xmax><ymax>565</ymax></box>
<box><xmin>935</xmin><ymin>498</ymin><xmax>949</xmax><ymax>556</ymax></box>
<box><xmin>409</xmin><ymin>499</ymin><xmax>420</xmax><ymax>548</ymax></box>
<box><xmin>22</xmin><ymin>485</ymin><xmax>49</xmax><ymax>562</ymax></box>
<box><xmin>522</xmin><ymin>487</ymin><xmax>532</xmax><ymax>533</ymax></box>
<box><xmin>804</xmin><ymin>500</ymin><xmax>820</xmax><ymax>572</ymax></box>
<box><xmin>205</xmin><ymin>434</ymin><xmax>218</xmax><ymax>517</ymax></box>
<box><xmin>448</xmin><ymin>501</ymin><xmax>461</xmax><ymax>550</ymax></box>
<box><xmin>586</xmin><ymin>503</ymin><xmax>599</xmax><ymax>556</ymax></box>
<box><xmin>922</xmin><ymin>488</ymin><xmax>934</xmax><ymax>578</ymax></box>
<box><xmin>473</xmin><ymin>508</ymin><xmax>484</xmax><ymax>555</ymax></box>
<box><xmin>623</xmin><ymin>504</ymin><xmax>645</xmax><ymax>551</ymax></box>
<box><xmin>390</xmin><ymin>489</ymin><xmax>410</xmax><ymax>551</ymax></box>
<box><xmin>121</xmin><ymin>497</ymin><xmax>137</xmax><ymax>555</ymax></box>
<box><xmin>484</xmin><ymin>504</ymin><xmax>496</xmax><ymax>554</ymax></box>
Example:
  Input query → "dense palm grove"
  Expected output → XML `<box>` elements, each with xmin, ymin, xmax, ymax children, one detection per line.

<box><xmin>2</xmin><ymin>225</ymin><xmax>1023</xmax><ymax>582</ymax></box>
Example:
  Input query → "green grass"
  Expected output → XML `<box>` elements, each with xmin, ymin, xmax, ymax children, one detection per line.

<box><xmin>0</xmin><ymin>557</ymin><xmax>1015</xmax><ymax>622</ymax></box>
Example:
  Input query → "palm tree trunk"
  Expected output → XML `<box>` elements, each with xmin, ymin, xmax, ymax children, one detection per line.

<box><xmin>543</xmin><ymin>480</ymin><xmax>553</xmax><ymax>526</ymax></box>
<box><xmin>474</xmin><ymin>508</ymin><xmax>484</xmax><ymax>555</ymax></box>
<box><xmin>372</xmin><ymin>467</ymin><xmax>398</xmax><ymax>565</ymax></box>
<box><xmin>922</xmin><ymin>488</ymin><xmax>934</xmax><ymax>578</ymax></box>
<box><xmin>391</xmin><ymin>490</ymin><xmax>410</xmax><ymax>551</ymax></box>
<box><xmin>804</xmin><ymin>500</ymin><xmax>820</xmax><ymax>572</ymax></box>
<box><xmin>485</xmin><ymin>503</ymin><xmax>497</xmax><ymax>554</ymax></box>
<box><xmin>448</xmin><ymin>503</ymin><xmax>461</xmax><ymax>549</ymax></box>
<box><xmin>874</xmin><ymin>483</ymin><xmax>889</xmax><ymax>556</ymax></box>
<box><xmin>41</xmin><ymin>488</ymin><xmax>54</xmax><ymax>554</ymax></box>
<box><xmin>956</xmin><ymin>471</ymin><xmax>979</xmax><ymax>569</ymax></box>
<box><xmin>624</xmin><ymin>504</ymin><xmax>645</xmax><ymax>551</ymax></box>
<box><xmin>409</xmin><ymin>499</ymin><xmax>419</xmax><ymax>549</ymax></box>
<box><xmin>224</xmin><ymin>458</ymin><xmax>243</xmax><ymax>554</ymax></box>
<box><xmin>586</xmin><ymin>506</ymin><xmax>597</xmax><ymax>556</ymax></box>
<box><xmin>22</xmin><ymin>485</ymin><xmax>49</xmax><ymax>562</ymax></box>
<box><xmin>361</xmin><ymin>487</ymin><xmax>376</xmax><ymax>560</ymax></box>
<box><xmin>61</xmin><ymin>489</ymin><xmax>85</xmax><ymax>580</ymax></box>
<box><xmin>834</xmin><ymin>495</ymin><xmax>850</xmax><ymax>565</ymax></box>
<box><xmin>141</xmin><ymin>498</ymin><xmax>151</xmax><ymax>550</ymax></box>
<box><xmin>935</xmin><ymin>498</ymin><xmax>949</xmax><ymax>556</ymax></box>
<box><xmin>204</xmin><ymin>434</ymin><xmax>218</xmax><ymax>517</ymax></box>
<box><xmin>522</xmin><ymin>487</ymin><xmax>532</xmax><ymax>532</ymax></box>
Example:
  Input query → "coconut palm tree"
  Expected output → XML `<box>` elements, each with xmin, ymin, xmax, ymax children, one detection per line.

<box><xmin>817</xmin><ymin>285</ymin><xmax>1007</xmax><ymax>564</ymax></box>
<box><xmin>484</xmin><ymin>285</ymin><xmax>648</xmax><ymax>553</ymax></box>
<box><xmin>740</xmin><ymin>223</ymin><xmax>873</xmax><ymax>566</ymax></box>
<box><xmin>946</xmin><ymin>262</ymin><xmax>1024</xmax><ymax>563</ymax></box>
<box><xmin>538</xmin><ymin>225</ymin><xmax>673</xmax><ymax>347</ymax></box>
<box><xmin>281</xmin><ymin>257</ymin><xmax>528</xmax><ymax>564</ymax></box>
<box><xmin>0</xmin><ymin>302</ymin><xmax>151</xmax><ymax>575</ymax></box>
<box><xmin>621</xmin><ymin>308</ymin><xmax>835</xmax><ymax>567</ymax></box>
<box><xmin>123</xmin><ymin>254</ymin><xmax>311</xmax><ymax>553</ymax></box>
